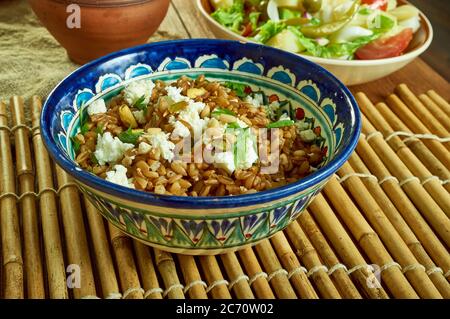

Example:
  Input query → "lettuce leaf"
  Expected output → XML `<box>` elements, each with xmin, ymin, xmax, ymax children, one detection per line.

<box><xmin>253</xmin><ymin>20</ymin><xmax>287</xmax><ymax>43</ymax></box>
<box><xmin>286</xmin><ymin>26</ymin><xmax>322</xmax><ymax>56</ymax></box>
<box><xmin>249</xmin><ymin>11</ymin><xmax>261</xmax><ymax>30</ymax></box>
<box><xmin>369</xmin><ymin>13</ymin><xmax>396</xmax><ymax>33</ymax></box>
<box><xmin>320</xmin><ymin>33</ymin><xmax>381</xmax><ymax>59</ymax></box>
<box><xmin>211</xmin><ymin>0</ymin><xmax>245</xmax><ymax>33</ymax></box>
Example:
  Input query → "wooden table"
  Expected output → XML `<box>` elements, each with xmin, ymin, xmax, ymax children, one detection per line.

<box><xmin>164</xmin><ymin>0</ymin><xmax>449</xmax><ymax>101</ymax></box>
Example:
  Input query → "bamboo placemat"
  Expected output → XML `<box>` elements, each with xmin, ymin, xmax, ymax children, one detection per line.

<box><xmin>0</xmin><ymin>84</ymin><xmax>449</xmax><ymax>299</ymax></box>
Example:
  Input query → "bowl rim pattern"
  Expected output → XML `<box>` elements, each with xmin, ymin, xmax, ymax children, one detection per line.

<box><xmin>41</xmin><ymin>38</ymin><xmax>361</xmax><ymax>209</ymax></box>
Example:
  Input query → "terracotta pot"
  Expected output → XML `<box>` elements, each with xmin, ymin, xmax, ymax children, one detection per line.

<box><xmin>29</xmin><ymin>0</ymin><xmax>170</xmax><ymax>64</ymax></box>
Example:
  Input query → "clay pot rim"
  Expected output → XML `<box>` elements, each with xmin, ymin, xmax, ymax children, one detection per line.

<box><xmin>47</xmin><ymin>0</ymin><xmax>156</xmax><ymax>8</ymax></box>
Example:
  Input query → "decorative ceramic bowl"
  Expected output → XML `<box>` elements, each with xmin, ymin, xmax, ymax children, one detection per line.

<box><xmin>29</xmin><ymin>0</ymin><xmax>170</xmax><ymax>64</ymax></box>
<box><xmin>197</xmin><ymin>0</ymin><xmax>433</xmax><ymax>86</ymax></box>
<box><xmin>41</xmin><ymin>39</ymin><xmax>360</xmax><ymax>255</ymax></box>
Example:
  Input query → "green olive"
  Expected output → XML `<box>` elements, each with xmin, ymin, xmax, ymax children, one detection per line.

<box><xmin>303</xmin><ymin>0</ymin><xmax>322</xmax><ymax>13</ymax></box>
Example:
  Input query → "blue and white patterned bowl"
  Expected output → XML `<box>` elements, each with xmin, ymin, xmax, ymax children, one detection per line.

<box><xmin>41</xmin><ymin>39</ymin><xmax>361</xmax><ymax>255</ymax></box>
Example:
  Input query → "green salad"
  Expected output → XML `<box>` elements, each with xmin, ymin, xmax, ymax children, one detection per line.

<box><xmin>209</xmin><ymin>0</ymin><xmax>421</xmax><ymax>60</ymax></box>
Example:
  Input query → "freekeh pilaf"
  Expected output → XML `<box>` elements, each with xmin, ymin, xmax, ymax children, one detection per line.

<box><xmin>72</xmin><ymin>75</ymin><xmax>327</xmax><ymax>196</ymax></box>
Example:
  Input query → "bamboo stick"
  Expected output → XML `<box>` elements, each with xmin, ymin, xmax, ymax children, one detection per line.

<box><xmin>297</xmin><ymin>213</ymin><xmax>362</xmax><ymax>299</ymax></box>
<box><xmin>395</xmin><ymin>84</ymin><xmax>450</xmax><ymax>142</ymax></box>
<box><xmin>31</xmin><ymin>97</ymin><xmax>68</xmax><ymax>298</ymax></box>
<box><xmin>270</xmin><ymin>232</ymin><xmax>321</xmax><ymax>299</ymax></box>
<box><xmin>386</xmin><ymin>94</ymin><xmax>450</xmax><ymax>154</ymax></box>
<box><xmin>427</xmin><ymin>90</ymin><xmax>450</xmax><ymax>117</ymax></box>
<box><xmin>133</xmin><ymin>242</ymin><xmax>163</xmax><ymax>299</ymax></box>
<box><xmin>307</xmin><ymin>197</ymin><xmax>388</xmax><ymax>299</ymax></box>
<box><xmin>337</xmin><ymin>163</ymin><xmax>442</xmax><ymax>298</ymax></box>
<box><xmin>375</xmin><ymin>101</ymin><xmax>450</xmax><ymax>191</ymax></box>
<box><xmin>356</xmin><ymin>93</ymin><xmax>450</xmax><ymax>215</ymax></box>
<box><xmin>281</xmin><ymin>226</ymin><xmax>340</xmax><ymax>298</ymax></box>
<box><xmin>418</xmin><ymin>94</ymin><xmax>450</xmax><ymax>131</ymax></box>
<box><xmin>177</xmin><ymin>255</ymin><xmax>208</xmax><ymax>299</ymax></box>
<box><xmin>386</xmin><ymin>94</ymin><xmax>450</xmax><ymax>167</ymax></box>
<box><xmin>238</xmin><ymin>248</ymin><xmax>275</xmax><ymax>299</ymax></box>
<box><xmin>254</xmin><ymin>240</ymin><xmax>297</xmax><ymax>299</ymax></box>
<box><xmin>323</xmin><ymin>178</ymin><xmax>419</xmax><ymax>298</ymax></box>
<box><xmin>355</xmin><ymin>137</ymin><xmax>450</xmax><ymax>274</ymax></box>
<box><xmin>83</xmin><ymin>198</ymin><xmax>121</xmax><ymax>299</ymax></box>
<box><xmin>11</xmin><ymin>96</ymin><xmax>45</xmax><ymax>298</ymax></box>
<box><xmin>0</xmin><ymin>101</ymin><xmax>24</xmax><ymax>299</ymax></box>
<box><xmin>198</xmin><ymin>255</ymin><xmax>232</xmax><ymax>299</ymax></box>
<box><xmin>55</xmin><ymin>166</ymin><xmax>96</xmax><ymax>298</ymax></box>
<box><xmin>348</xmin><ymin>153</ymin><xmax>450</xmax><ymax>297</ymax></box>
<box><xmin>220</xmin><ymin>253</ymin><xmax>254</xmax><ymax>299</ymax></box>
<box><xmin>109</xmin><ymin>225</ymin><xmax>144</xmax><ymax>299</ymax></box>
<box><xmin>154</xmin><ymin>249</ymin><xmax>185</xmax><ymax>299</ymax></box>
<box><xmin>359</xmin><ymin>115</ymin><xmax>450</xmax><ymax>246</ymax></box>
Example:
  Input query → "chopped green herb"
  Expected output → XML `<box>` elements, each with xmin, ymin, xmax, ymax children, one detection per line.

<box><xmin>118</xmin><ymin>127</ymin><xmax>143</xmax><ymax>145</ymax></box>
<box><xmin>134</xmin><ymin>95</ymin><xmax>148</xmax><ymax>111</ymax></box>
<box><xmin>81</xmin><ymin>122</ymin><xmax>90</xmax><ymax>135</ymax></box>
<box><xmin>267</xmin><ymin>120</ymin><xmax>295</xmax><ymax>128</ymax></box>
<box><xmin>71</xmin><ymin>136</ymin><xmax>81</xmax><ymax>153</ymax></box>
<box><xmin>226</xmin><ymin>122</ymin><xmax>241</xmax><ymax>129</ymax></box>
<box><xmin>224</xmin><ymin>81</ymin><xmax>247</xmax><ymax>98</ymax></box>
<box><xmin>211</xmin><ymin>107</ymin><xmax>236</xmax><ymax>117</ymax></box>
<box><xmin>79</xmin><ymin>101</ymin><xmax>88</xmax><ymax>134</ymax></box>
<box><xmin>90</xmin><ymin>153</ymin><xmax>99</xmax><ymax>165</ymax></box>
<box><xmin>95</xmin><ymin>123</ymin><xmax>104</xmax><ymax>135</ymax></box>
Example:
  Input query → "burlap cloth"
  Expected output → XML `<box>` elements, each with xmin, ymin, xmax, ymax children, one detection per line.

<box><xmin>0</xmin><ymin>0</ymin><xmax>181</xmax><ymax>103</ymax></box>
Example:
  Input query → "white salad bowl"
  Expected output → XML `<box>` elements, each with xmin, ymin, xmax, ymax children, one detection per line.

<box><xmin>197</xmin><ymin>0</ymin><xmax>433</xmax><ymax>86</ymax></box>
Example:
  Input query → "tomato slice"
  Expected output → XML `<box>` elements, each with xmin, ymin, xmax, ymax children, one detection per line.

<box><xmin>361</xmin><ymin>0</ymin><xmax>389</xmax><ymax>11</ymax></box>
<box><xmin>355</xmin><ymin>28</ymin><xmax>413</xmax><ymax>60</ymax></box>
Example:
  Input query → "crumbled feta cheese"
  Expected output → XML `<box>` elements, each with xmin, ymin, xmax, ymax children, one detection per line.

<box><xmin>87</xmin><ymin>98</ymin><xmax>107</xmax><ymax>116</ymax></box>
<box><xmin>171</xmin><ymin>121</ymin><xmax>191</xmax><ymax>138</ymax></box>
<box><xmin>138</xmin><ymin>142</ymin><xmax>152</xmax><ymax>154</ymax></box>
<box><xmin>179</xmin><ymin>107</ymin><xmax>207</xmax><ymax>138</ymax></box>
<box><xmin>123</xmin><ymin>79</ymin><xmax>155</xmax><ymax>106</ymax></box>
<box><xmin>165</xmin><ymin>86</ymin><xmax>207</xmax><ymax>138</ymax></box>
<box><xmin>213</xmin><ymin>151</ymin><xmax>236</xmax><ymax>175</ymax></box>
<box><xmin>105</xmin><ymin>165</ymin><xmax>135</xmax><ymax>189</ymax></box>
<box><xmin>149</xmin><ymin>161</ymin><xmax>160</xmax><ymax>172</ymax></box>
<box><xmin>145</xmin><ymin>131</ymin><xmax>175</xmax><ymax>162</ymax></box>
<box><xmin>166</xmin><ymin>86</ymin><xmax>190</xmax><ymax>103</ymax></box>
<box><xmin>279</xmin><ymin>113</ymin><xmax>291</xmax><ymax>121</ymax></box>
<box><xmin>189</xmin><ymin>101</ymin><xmax>206</xmax><ymax>113</ymax></box>
<box><xmin>202</xmin><ymin>120</ymin><xmax>228</xmax><ymax>146</ymax></box>
<box><xmin>245</xmin><ymin>95</ymin><xmax>262</xmax><ymax>108</ymax></box>
<box><xmin>133</xmin><ymin>110</ymin><xmax>147</xmax><ymax>124</ymax></box>
<box><xmin>94</xmin><ymin>132</ymin><xmax>134</xmax><ymax>165</ymax></box>
<box><xmin>236</xmin><ymin>119</ymin><xmax>248</xmax><ymax>128</ymax></box>
<box><xmin>299</xmin><ymin>129</ymin><xmax>316</xmax><ymax>143</ymax></box>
